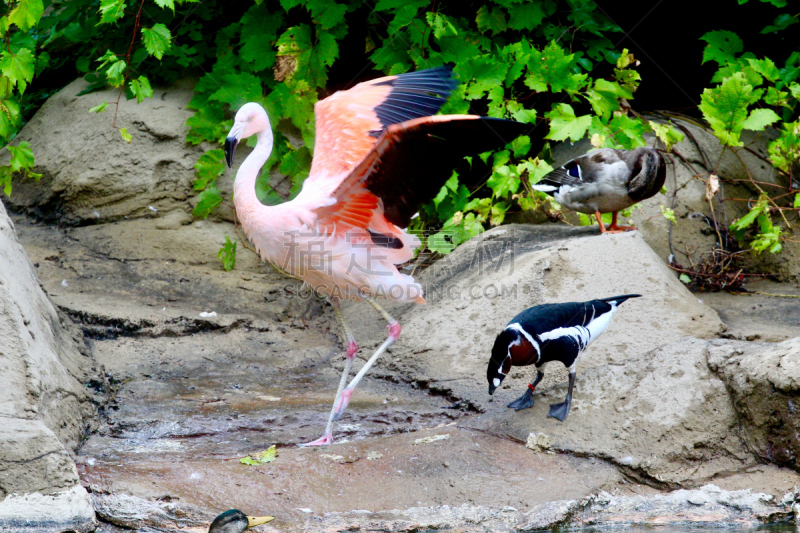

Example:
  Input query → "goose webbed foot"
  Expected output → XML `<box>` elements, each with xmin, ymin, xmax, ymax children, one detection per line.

<box><xmin>507</xmin><ymin>388</ymin><xmax>534</xmax><ymax>411</ymax></box>
<box><xmin>548</xmin><ymin>400</ymin><xmax>571</xmax><ymax>421</ymax></box>
<box><xmin>598</xmin><ymin>211</ymin><xmax>638</xmax><ymax>233</ymax></box>
<box><xmin>548</xmin><ymin>370</ymin><xmax>575</xmax><ymax>422</ymax></box>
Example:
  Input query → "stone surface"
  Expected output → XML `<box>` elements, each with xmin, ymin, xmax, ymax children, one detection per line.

<box><xmin>344</xmin><ymin>224</ymin><xmax>724</xmax><ymax>412</ymax></box>
<box><xmin>708</xmin><ymin>337</ymin><xmax>800</xmax><ymax>470</ymax></box>
<box><xmin>1</xmin><ymin>78</ymin><xmax>210</xmax><ymax>226</ymax></box>
<box><xmin>551</xmin><ymin>119</ymin><xmax>800</xmax><ymax>282</ymax></box>
<box><xmin>0</xmin><ymin>200</ymin><xmax>99</xmax><ymax>529</ymax></box>
<box><xmin>0</xmin><ymin>485</ymin><xmax>96</xmax><ymax>533</ymax></box>
<box><xmin>463</xmin><ymin>337</ymin><xmax>752</xmax><ymax>488</ymax></box>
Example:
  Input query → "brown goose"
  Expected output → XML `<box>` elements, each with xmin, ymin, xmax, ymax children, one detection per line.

<box><xmin>534</xmin><ymin>147</ymin><xmax>666</xmax><ymax>233</ymax></box>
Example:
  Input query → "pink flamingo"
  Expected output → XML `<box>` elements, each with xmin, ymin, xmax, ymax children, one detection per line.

<box><xmin>224</xmin><ymin>66</ymin><xmax>527</xmax><ymax>446</ymax></box>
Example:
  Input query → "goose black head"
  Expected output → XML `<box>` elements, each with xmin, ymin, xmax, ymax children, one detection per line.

<box><xmin>209</xmin><ymin>509</ymin><xmax>274</xmax><ymax>533</ymax></box>
<box><xmin>487</xmin><ymin>329</ymin><xmax>516</xmax><ymax>395</ymax></box>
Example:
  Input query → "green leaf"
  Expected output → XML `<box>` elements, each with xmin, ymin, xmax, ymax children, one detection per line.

<box><xmin>240</xmin><ymin>445</ymin><xmax>278</xmax><ymax>466</ymax></box>
<box><xmin>98</xmin><ymin>0</ymin><xmax>125</xmax><ymax>25</ymax></box>
<box><xmin>193</xmin><ymin>186</ymin><xmax>222</xmax><ymax>219</ymax></box>
<box><xmin>699</xmin><ymin>72</ymin><xmax>759</xmax><ymax>146</ymax></box>
<box><xmin>0</xmin><ymin>48</ymin><xmax>35</xmax><ymax>94</ymax></box>
<box><xmin>487</xmin><ymin>165</ymin><xmax>521</xmax><ymax>198</ymax></box>
<box><xmin>679</xmin><ymin>274</ymin><xmax>691</xmax><ymax>284</ymax></box>
<box><xmin>240</xmin><ymin>4</ymin><xmax>283</xmax><ymax>72</ymax></box>
<box><xmin>194</xmin><ymin>149</ymin><xmax>226</xmax><ymax>190</ymax></box>
<box><xmin>0</xmin><ymin>98</ymin><xmax>21</xmax><ymax>141</ymax></box>
<box><xmin>660</xmin><ymin>205</ymin><xmax>676</xmax><ymax>225</ymax></box>
<box><xmin>768</xmin><ymin>121</ymin><xmax>800</xmax><ymax>172</ymax></box>
<box><xmin>762</xmin><ymin>13</ymin><xmax>798</xmax><ymax>34</ymax></box>
<box><xmin>740</xmin><ymin>108</ymin><xmax>780</xmax><ymax>132</ymax></box>
<box><xmin>426</xmin><ymin>12</ymin><xmax>458</xmax><ymax>39</ymax></box>
<box><xmin>700</xmin><ymin>30</ymin><xmax>743</xmax><ymax>65</ymax></box>
<box><xmin>746</xmin><ymin>57</ymin><xmax>780</xmax><ymax>82</ymax></box>
<box><xmin>427</xmin><ymin>231</ymin><xmax>455</xmax><ymax>254</ymax></box>
<box><xmin>129</xmin><ymin>76</ymin><xmax>153</xmax><ymax>104</ymax></box>
<box><xmin>525</xmin><ymin>41</ymin><xmax>587</xmax><ymax>95</ymax></box>
<box><xmin>545</xmin><ymin>103</ymin><xmax>591</xmax><ymax>142</ymax></box>
<box><xmin>648</xmin><ymin>120</ymin><xmax>684</xmax><ymax>150</ymax></box>
<box><xmin>585</xmin><ymin>78</ymin><xmax>631</xmax><ymax>118</ymax></box>
<box><xmin>511</xmin><ymin>135</ymin><xmax>531</xmax><ymax>159</ymax></box>
<box><xmin>218</xmin><ymin>236</ymin><xmax>237</xmax><ymax>271</ymax></box>
<box><xmin>154</xmin><ymin>0</ymin><xmax>175</xmax><ymax>11</ymax></box>
<box><xmin>794</xmin><ymin>193</ymin><xmax>800</xmax><ymax>209</ymax></box>
<box><xmin>9</xmin><ymin>0</ymin><xmax>44</xmax><ymax>31</ymax></box>
<box><xmin>141</xmin><ymin>24</ymin><xmax>172</xmax><ymax>60</ymax></box>
<box><xmin>507</xmin><ymin>2</ymin><xmax>546</xmax><ymax>31</ymax></box>
<box><xmin>476</xmin><ymin>5</ymin><xmax>507</xmax><ymax>36</ymax></box>
<box><xmin>89</xmin><ymin>101</ymin><xmax>108</xmax><ymax>113</ymax></box>
<box><xmin>105</xmin><ymin>59</ymin><xmax>127</xmax><ymax>87</ymax></box>
<box><xmin>119</xmin><ymin>128</ymin><xmax>132</xmax><ymax>143</ymax></box>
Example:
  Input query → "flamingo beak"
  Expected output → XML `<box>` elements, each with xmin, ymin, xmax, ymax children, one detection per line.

<box><xmin>225</xmin><ymin>122</ymin><xmax>244</xmax><ymax>168</ymax></box>
<box><xmin>246</xmin><ymin>515</ymin><xmax>275</xmax><ymax>528</ymax></box>
<box><xmin>224</xmin><ymin>135</ymin><xmax>239</xmax><ymax>168</ymax></box>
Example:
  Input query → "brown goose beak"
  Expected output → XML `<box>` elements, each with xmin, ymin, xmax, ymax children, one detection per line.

<box><xmin>247</xmin><ymin>515</ymin><xmax>275</xmax><ymax>528</ymax></box>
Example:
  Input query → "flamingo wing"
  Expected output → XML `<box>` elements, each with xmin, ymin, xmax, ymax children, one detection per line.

<box><xmin>308</xmin><ymin>66</ymin><xmax>457</xmax><ymax>184</ymax></box>
<box><xmin>318</xmin><ymin>115</ymin><xmax>530</xmax><ymax>231</ymax></box>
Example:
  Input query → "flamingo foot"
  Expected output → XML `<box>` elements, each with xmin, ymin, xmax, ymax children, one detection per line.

<box><xmin>346</xmin><ymin>340</ymin><xmax>358</xmax><ymax>358</ymax></box>
<box><xmin>332</xmin><ymin>387</ymin><xmax>353</xmax><ymax>421</ymax></box>
<box><xmin>387</xmin><ymin>322</ymin><xmax>402</xmax><ymax>340</ymax></box>
<box><xmin>298</xmin><ymin>432</ymin><xmax>334</xmax><ymax>447</ymax></box>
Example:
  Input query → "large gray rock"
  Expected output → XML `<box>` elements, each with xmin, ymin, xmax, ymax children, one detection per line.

<box><xmin>2</xmin><ymin>78</ymin><xmax>209</xmax><ymax>225</ymax></box>
<box><xmin>551</xmin><ymin>119</ymin><xmax>800</xmax><ymax>281</ymax></box>
<box><xmin>0</xmin><ymin>201</ymin><xmax>98</xmax><ymax>531</ymax></box>
<box><xmin>346</xmin><ymin>224</ymin><xmax>724</xmax><ymax>412</ymax></box>
<box><xmin>708</xmin><ymin>337</ymin><xmax>800</xmax><ymax>469</ymax></box>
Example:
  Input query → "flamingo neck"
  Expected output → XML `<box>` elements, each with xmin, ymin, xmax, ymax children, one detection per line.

<box><xmin>233</xmin><ymin>128</ymin><xmax>283</xmax><ymax>258</ymax></box>
<box><xmin>233</xmin><ymin>128</ymin><xmax>273</xmax><ymax>213</ymax></box>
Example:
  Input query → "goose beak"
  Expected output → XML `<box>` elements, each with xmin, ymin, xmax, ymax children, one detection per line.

<box><xmin>488</xmin><ymin>383</ymin><xmax>496</xmax><ymax>395</ymax></box>
<box><xmin>246</xmin><ymin>515</ymin><xmax>275</xmax><ymax>528</ymax></box>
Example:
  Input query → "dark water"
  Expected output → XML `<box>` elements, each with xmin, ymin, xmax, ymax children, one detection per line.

<box><xmin>576</xmin><ymin>525</ymin><xmax>797</xmax><ymax>532</ymax></box>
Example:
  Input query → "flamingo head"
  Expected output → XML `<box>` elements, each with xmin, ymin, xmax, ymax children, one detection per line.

<box><xmin>225</xmin><ymin>102</ymin><xmax>271</xmax><ymax>168</ymax></box>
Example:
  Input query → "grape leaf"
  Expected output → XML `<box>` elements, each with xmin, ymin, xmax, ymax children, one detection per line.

<box><xmin>193</xmin><ymin>149</ymin><xmax>226</xmax><ymax>190</ymax></box>
<box><xmin>0</xmin><ymin>48</ymin><xmax>35</xmax><ymax>95</ymax></box>
<box><xmin>487</xmin><ymin>165</ymin><xmax>520</xmax><ymax>198</ymax></box>
<box><xmin>193</xmin><ymin>186</ymin><xmax>223</xmax><ymax>219</ymax></box>
<box><xmin>699</xmin><ymin>72</ymin><xmax>760</xmax><ymax>146</ymax></box>
<box><xmin>240</xmin><ymin>445</ymin><xmax>278</xmax><ymax>466</ymax></box>
<box><xmin>9</xmin><ymin>0</ymin><xmax>44</xmax><ymax>31</ymax></box>
<box><xmin>747</xmin><ymin>57</ymin><xmax>780</xmax><ymax>82</ymax></box>
<box><xmin>476</xmin><ymin>6</ymin><xmax>507</xmax><ymax>36</ymax></box>
<box><xmin>700</xmin><ymin>30</ymin><xmax>743</xmax><ymax>65</ymax></box>
<box><xmin>142</xmin><ymin>24</ymin><xmax>172</xmax><ymax>60</ymax></box>
<box><xmin>761</xmin><ymin>13</ymin><xmax>797</xmax><ymax>34</ymax></box>
<box><xmin>545</xmin><ymin>103</ymin><xmax>591</xmax><ymax>142</ymax></box>
<box><xmin>89</xmin><ymin>101</ymin><xmax>108</xmax><ymax>113</ymax></box>
<box><xmin>526</xmin><ymin>41</ymin><xmax>587</xmax><ymax>95</ymax></box>
<box><xmin>507</xmin><ymin>2</ymin><xmax>546</xmax><ymax>31</ymax></box>
<box><xmin>218</xmin><ymin>236</ymin><xmax>237</xmax><ymax>271</ymax></box>
<box><xmin>129</xmin><ymin>76</ymin><xmax>152</xmax><ymax>103</ymax></box>
<box><xmin>740</xmin><ymin>108</ymin><xmax>780</xmax><ymax>132</ymax></box>
<box><xmin>154</xmin><ymin>0</ymin><xmax>175</xmax><ymax>11</ymax></box>
<box><xmin>119</xmin><ymin>128</ymin><xmax>132</xmax><ymax>143</ymax></box>
<box><xmin>98</xmin><ymin>0</ymin><xmax>125</xmax><ymax>25</ymax></box>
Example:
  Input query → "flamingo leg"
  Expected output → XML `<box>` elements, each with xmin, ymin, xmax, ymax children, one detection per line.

<box><xmin>605</xmin><ymin>211</ymin><xmax>638</xmax><ymax>233</ymax></box>
<box><xmin>332</xmin><ymin>299</ymin><xmax>401</xmax><ymax>422</ymax></box>
<box><xmin>298</xmin><ymin>301</ymin><xmax>358</xmax><ymax>447</ymax></box>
